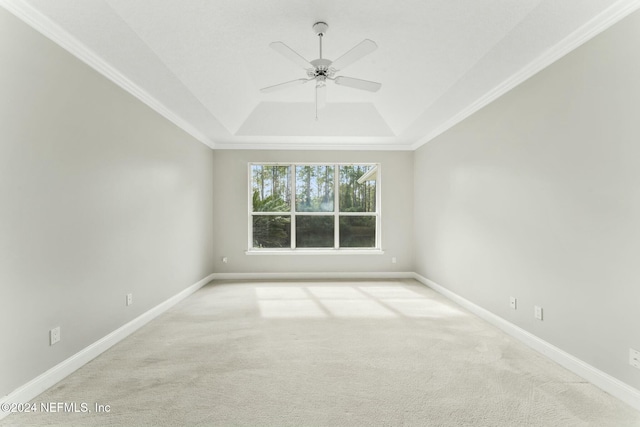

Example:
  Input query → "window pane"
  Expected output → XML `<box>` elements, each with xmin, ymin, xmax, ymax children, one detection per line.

<box><xmin>251</xmin><ymin>165</ymin><xmax>291</xmax><ymax>212</ymax></box>
<box><xmin>339</xmin><ymin>165</ymin><xmax>376</xmax><ymax>212</ymax></box>
<box><xmin>339</xmin><ymin>216</ymin><xmax>375</xmax><ymax>248</ymax></box>
<box><xmin>295</xmin><ymin>165</ymin><xmax>334</xmax><ymax>212</ymax></box>
<box><xmin>296</xmin><ymin>216</ymin><xmax>334</xmax><ymax>248</ymax></box>
<box><xmin>252</xmin><ymin>216</ymin><xmax>291</xmax><ymax>248</ymax></box>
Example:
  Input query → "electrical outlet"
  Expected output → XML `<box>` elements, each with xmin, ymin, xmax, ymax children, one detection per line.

<box><xmin>510</xmin><ymin>297</ymin><xmax>517</xmax><ymax>310</ymax></box>
<box><xmin>222</xmin><ymin>257</ymin><xmax>228</xmax><ymax>264</ymax></box>
<box><xmin>126</xmin><ymin>293</ymin><xmax>133</xmax><ymax>306</ymax></box>
<box><xmin>534</xmin><ymin>305</ymin><xmax>543</xmax><ymax>320</ymax></box>
<box><xmin>391</xmin><ymin>257</ymin><xmax>397</xmax><ymax>264</ymax></box>
<box><xmin>50</xmin><ymin>327</ymin><xmax>61</xmax><ymax>345</ymax></box>
<box><xmin>630</xmin><ymin>348</ymin><xmax>640</xmax><ymax>369</ymax></box>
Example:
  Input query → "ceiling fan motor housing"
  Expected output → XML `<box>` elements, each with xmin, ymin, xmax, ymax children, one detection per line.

<box><xmin>308</xmin><ymin>58</ymin><xmax>334</xmax><ymax>81</ymax></box>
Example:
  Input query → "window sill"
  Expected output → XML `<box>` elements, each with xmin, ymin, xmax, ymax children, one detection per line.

<box><xmin>245</xmin><ymin>249</ymin><xmax>385</xmax><ymax>256</ymax></box>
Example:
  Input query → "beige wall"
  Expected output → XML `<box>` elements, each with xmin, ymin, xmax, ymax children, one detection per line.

<box><xmin>0</xmin><ymin>9</ymin><xmax>215</xmax><ymax>397</ymax></box>
<box><xmin>212</xmin><ymin>150</ymin><xmax>414</xmax><ymax>274</ymax></box>
<box><xmin>414</xmin><ymin>10</ymin><xmax>640</xmax><ymax>389</ymax></box>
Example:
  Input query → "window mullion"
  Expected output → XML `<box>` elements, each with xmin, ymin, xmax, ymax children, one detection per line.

<box><xmin>334</xmin><ymin>164</ymin><xmax>339</xmax><ymax>249</ymax></box>
<box><xmin>248</xmin><ymin>164</ymin><xmax>253</xmax><ymax>250</ymax></box>
<box><xmin>376</xmin><ymin>166</ymin><xmax>381</xmax><ymax>249</ymax></box>
<box><xmin>290</xmin><ymin>164</ymin><xmax>296</xmax><ymax>249</ymax></box>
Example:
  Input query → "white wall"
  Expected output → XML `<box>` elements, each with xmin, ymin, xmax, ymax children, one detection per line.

<box><xmin>0</xmin><ymin>9</ymin><xmax>215</xmax><ymax>397</ymax></box>
<box><xmin>414</xmin><ymin>10</ymin><xmax>640</xmax><ymax>390</ymax></box>
<box><xmin>212</xmin><ymin>150</ymin><xmax>414</xmax><ymax>274</ymax></box>
<box><xmin>4</xmin><ymin>0</ymin><xmax>639</xmax><ymax>406</ymax></box>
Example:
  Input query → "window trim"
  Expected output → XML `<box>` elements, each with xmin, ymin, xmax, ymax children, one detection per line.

<box><xmin>247</xmin><ymin>162</ymin><xmax>382</xmax><ymax>254</ymax></box>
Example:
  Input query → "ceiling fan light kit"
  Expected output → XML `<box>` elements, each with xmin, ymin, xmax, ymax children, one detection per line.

<box><xmin>261</xmin><ymin>21</ymin><xmax>381</xmax><ymax>119</ymax></box>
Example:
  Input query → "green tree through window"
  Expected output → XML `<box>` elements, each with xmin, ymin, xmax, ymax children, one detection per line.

<box><xmin>250</xmin><ymin>163</ymin><xmax>379</xmax><ymax>250</ymax></box>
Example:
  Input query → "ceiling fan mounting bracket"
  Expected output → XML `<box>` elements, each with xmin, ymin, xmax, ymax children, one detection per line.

<box><xmin>313</xmin><ymin>22</ymin><xmax>328</xmax><ymax>36</ymax></box>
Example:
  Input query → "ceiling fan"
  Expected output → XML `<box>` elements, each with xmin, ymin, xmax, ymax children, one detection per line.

<box><xmin>261</xmin><ymin>22</ymin><xmax>381</xmax><ymax>119</ymax></box>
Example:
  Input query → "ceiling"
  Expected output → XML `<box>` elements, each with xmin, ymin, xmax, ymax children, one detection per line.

<box><xmin>3</xmin><ymin>0</ymin><xmax>639</xmax><ymax>150</ymax></box>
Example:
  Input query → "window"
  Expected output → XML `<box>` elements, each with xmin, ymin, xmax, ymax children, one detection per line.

<box><xmin>249</xmin><ymin>163</ymin><xmax>380</xmax><ymax>252</ymax></box>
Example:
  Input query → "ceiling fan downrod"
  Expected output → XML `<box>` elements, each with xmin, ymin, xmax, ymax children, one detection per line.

<box><xmin>312</xmin><ymin>22</ymin><xmax>329</xmax><ymax>120</ymax></box>
<box><xmin>308</xmin><ymin>22</ymin><xmax>333</xmax><ymax>84</ymax></box>
<box><xmin>313</xmin><ymin>21</ymin><xmax>328</xmax><ymax>59</ymax></box>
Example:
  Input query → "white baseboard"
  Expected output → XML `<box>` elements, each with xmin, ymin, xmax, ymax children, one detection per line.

<box><xmin>211</xmin><ymin>271</ymin><xmax>415</xmax><ymax>281</ymax></box>
<box><xmin>4</xmin><ymin>271</ymin><xmax>637</xmax><ymax>419</ymax></box>
<box><xmin>412</xmin><ymin>273</ymin><xmax>640</xmax><ymax>412</ymax></box>
<box><xmin>0</xmin><ymin>273</ymin><xmax>215</xmax><ymax>420</ymax></box>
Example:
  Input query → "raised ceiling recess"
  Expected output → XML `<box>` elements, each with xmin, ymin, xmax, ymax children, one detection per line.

<box><xmin>3</xmin><ymin>0</ymin><xmax>639</xmax><ymax>150</ymax></box>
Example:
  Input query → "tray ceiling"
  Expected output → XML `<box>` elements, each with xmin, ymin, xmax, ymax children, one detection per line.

<box><xmin>3</xmin><ymin>0</ymin><xmax>639</xmax><ymax>150</ymax></box>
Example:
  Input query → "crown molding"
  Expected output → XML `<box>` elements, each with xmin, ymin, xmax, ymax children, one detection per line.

<box><xmin>4</xmin><ymin>0</ymin><xmax>639</xmax><ymax>153</ymax></box>
<box><xmin>213</xmin><ymin>142</ymin><xmax>413</xmax><ymax>151</ymax></box>
<box><xmin>0</xmin><ymin>0</ymin><xmax>216</xmax><ymax>150</ymax></box>
<box><xmin>411</xmin><ymin>0</ymin><xmax>640</xmax><ymax>151</ymax></box>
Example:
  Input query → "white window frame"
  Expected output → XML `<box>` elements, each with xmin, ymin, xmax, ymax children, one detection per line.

<box><xmin>247</xmin><ymin>162</ymin><xmax>383</xmax><ymax>255</ymax></box>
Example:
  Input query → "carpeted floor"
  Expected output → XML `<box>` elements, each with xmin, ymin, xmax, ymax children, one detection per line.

<box><xmin>2</xmin><ymin>279</ymin><xmax>639</xmax><ymax>426</ymax></box>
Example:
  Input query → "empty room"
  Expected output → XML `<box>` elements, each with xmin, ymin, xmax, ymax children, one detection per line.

<box><xmin>1</xmin><ymin>0</ymin><xmax>640</xmax><ymax>425</ymax></box>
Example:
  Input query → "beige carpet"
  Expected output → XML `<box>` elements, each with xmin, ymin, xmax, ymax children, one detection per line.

<box><xmin>2</xmin><ymin>279</ymin><xmax>639</xmax><ymax>426</ymax></box>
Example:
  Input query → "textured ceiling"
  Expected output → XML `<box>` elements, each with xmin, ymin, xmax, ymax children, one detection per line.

<box><xmin>4</xmin><ymin>0</ymin><xmax>640</xmax><ymax>150</ymax></box>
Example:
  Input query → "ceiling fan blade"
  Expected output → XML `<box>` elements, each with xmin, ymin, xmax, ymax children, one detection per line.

<box><xmin>270</xmin><ymin>42</ymin><xmax>313</xmax><ymax>70</ymax></box>
<box><xmin>334</xmin><ymin>76</ymin><xmax>381</xmax><ymax>92</ymax></box>
<box><xmin>331</xmin><ymin>39</ymin><xmax>377</xmax><ymax>71</ymax></box>
<box><xmin>261</xmin><ymin>78</ymin><xmax>312</xmax><ymax>93</ymax></box>
<box><xmin>316</xmin><ymin>84</ymin><xmax>326</xmax><ymax>110</ymax></box>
